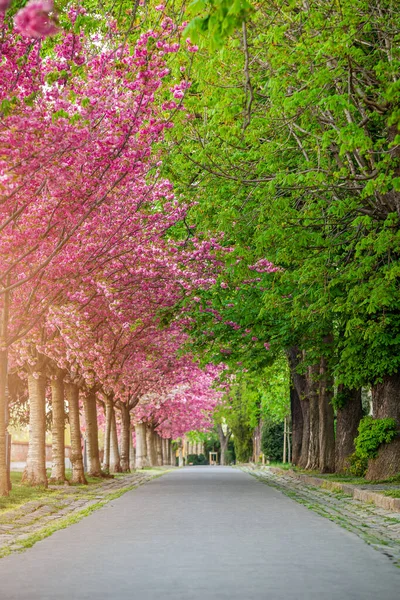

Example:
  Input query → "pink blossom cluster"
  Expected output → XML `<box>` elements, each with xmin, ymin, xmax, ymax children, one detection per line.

<box><xmin>14</xmin><ymin>0</ymin><xmax>58</xmax><ymax>39</ymax></box>
<box><xmin>248</xmin><ymin>258</ymin><xmax>282</xmax><ymax>273</ymax></box>
<box><xmin>0</xmin><ymin>0</ymin><xmax>11</xmax><ymax>14</ymax></box>
<box><xmin>185</xmin><ymin>37</ymin><xmax>199</xmax><ymax>53</ymax></box>
<box><xmin>1</xmin><ymin>16</ymin><xmax>225</xmax><ymax>442</ymax></box>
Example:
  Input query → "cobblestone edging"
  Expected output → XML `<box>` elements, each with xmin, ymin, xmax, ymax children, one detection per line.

<box><xmin>267</xmin><ymin>467</ymin><xmax>400</xmax><ymax>512</ymax></box>
<box><xmin>242</xmin><ymin>466</ymin><xmax>400</xmax><ymax>566</ymax></box>
<box><xmin>0</xmin><ymin>469</ymin><xmax>168</xmax><ymax>558</ymax></box>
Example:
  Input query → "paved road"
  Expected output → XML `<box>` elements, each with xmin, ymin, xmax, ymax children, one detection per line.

<box><xmin>0</xmin><ymin>467</ymin><xmax>399</xmax><ymax>599</ymax></box>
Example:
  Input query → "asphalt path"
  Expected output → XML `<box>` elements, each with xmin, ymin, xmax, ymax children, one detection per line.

<box><xmin>0</xmin><ymin>466</ymin><xmax>399</xmax><ymax>600</ymax></box>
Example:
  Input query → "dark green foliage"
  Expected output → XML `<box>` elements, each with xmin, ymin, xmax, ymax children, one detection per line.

<box><xmin>348</xmin><ymin>416</ymin><xmax>398</xmax><ymax>476</ymax></box>
<box><xmin>232</xmin><ymin>421</ymin><xmax>253</xmax><ymax>462</ymax></box>
<box><xmin>261</xmin><ymin>420</ymin><xmax>284</xmax><ymax>462</ymax></box>
<box><xmin>347</xmin><ymin>454</ymin><xmax>369</xmax><ymax>478</ymax></box>
<box><xmin>186</xmin><ymin>453</ymin><xmax>208</xmax><ymax>465</ymax></box>
<box><xmin>227</xmin><ymin>439</ymin><xmax>236</xmax><ymax>464</ymax></box>
<box><xmin>355</xmin><ymin>417</ymin><xmax>398</xmax><ymax>459</ymax></box>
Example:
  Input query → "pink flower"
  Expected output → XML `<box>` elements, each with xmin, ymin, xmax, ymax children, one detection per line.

<box><xmin>185</xmin><ymin>37</ymin><xmax>198</xmax><ymax>53</ymax></box>
<box><xmin>264</xmin><ymin>342</ymin><xmax>270</xmax><ymax>350</ymax></box>
<box><xmin>155</xmin><ymin>4</ymin><xmax>165</xmax><ymax>10</ymax></box>
<box><xmin>220</xmin><ymin>282</ymin><xmax>228</xmax><ymax>289</ymax></box>
<box><xmin>0</xmin><ymin>0</ymin><xmax>11</xmax><ymax>13</ymax></box>
<box><xmin>173</xmin><ymin>89</ymin><xmax>184</xmax><ymax>99</ymax></box>
<box><xmin>248</xmin><ymin>258</ymin><xmax>282</xmax><ymax>273</ymax></box>
<box><xmin>14</xmin><ymin>0</ymin><xmax>59</xmax><ymax>39</ymax></box>
<box><xmin>251</xmin><ymin>336</ymin><xmax>258</xmax><ymax>342</ymax></box>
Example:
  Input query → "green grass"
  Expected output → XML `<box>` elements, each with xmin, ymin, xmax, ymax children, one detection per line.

<box><xmin>318</xmin><ymin>473</ymin><xmax>400</xmax><ymax>486</ymax></box>
<box><xmin>279</xmin><ymin>469</ymin><xmax>400</xmax><ymax>487</ymax></box>
<box><xmin>383</xmin><ymin>490</ymin><xmax>400</xmax><ymax>498</ymax></box>
<box><xmin>265</xmin><ymin>462</ymin><xmax>293</xmax><ymax>470</ymax></box>
<box><xmin>1</xmin><ymin>470</ymin><xmax>120</xmax><ymax>516</ymax></box>
<box><xmin>0</xmin><ymin>472</ymin><xmax>54</xmax><ymax>515</ymax></box>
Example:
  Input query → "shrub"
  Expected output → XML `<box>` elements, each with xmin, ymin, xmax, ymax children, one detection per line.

<box><xmin>347</xmin><ymin>416</ymin><xmax>398</xmax><ymax>476</ymax></box>
<box><xmin>186</xmin><ymin>453</ymin><xmax>208</xmax><ymax>465</ymax></box>
<box><xmin>347</xmin><ymin>453</ymin><xmax>369</xmax><ymax>477</ymax></box>
<box><xmin>261</xmin><ymin>420</ymin><xmax>284</xmax><ymax>462</ymax></box>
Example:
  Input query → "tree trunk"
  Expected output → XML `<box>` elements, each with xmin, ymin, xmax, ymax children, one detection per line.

<box><xmin>178</xmin><ymin>446</ymin><xmax>183</xmax><ymax>467</ymax></box>
<box><xmin>0</xmin><ymin>291</ymin><xmax>10</xmax><ymax>496</ymax></box>
<box><xmin>366</xmin><ymin>372</ymin><xmax>400</xmax><ymax>480</ymax></box>
<box><xmin>110</xmin><ymin>407</ymin><xmax>122</xmax><ymax>473</ymax></box>
<box><xmin>50</xmin><ymin>372</ymin><xmax>66</xmax><ymax>484</ymax></box>
<box><xmin>290</xmin><ymin>386</ymin><xmax>303</xmax><ymax>465</ymax></box>
<box><xmin>102</xmin><ymin>397</ymin><xmax>113</xmax><ymax>473</ymax></box>
<box><xmin>217</xmin><ymin>424</ymin><xmax>230</xmax><ymax>466</ymax></box>
<box><xmin>83</xmin><ymin>390</ymin><xmax>101</xmax><ymax>477</ymax></box>
<box><xmin>0</xmin><ymin>346</ymin><xmax>9</xmax><ymax>496</ymax></box>
<box><xmin>318</xmin><ymin>355</ymin><xmax>335</xmax><ymax>473</ymax></box>
<box><xmin>305</xmin><ymin>365</ymin><xmax>320</xmax><ymax>471</ymax></box>
<box><xmin>298</xmin><ymin>398</ymin><xmax>310</xmax><ymax>468</ymax></box>
<box><xmin>119</xmin><ymin>403</ymin><xmax>130</xmax><ymax>472</ymax></box>
<box><xmin>371</xmin><ymin>373</ymin><xmax>400</xmax><ymax>421</ymax></box>
<box><xmin>287</xmin><ymin>347</ymin><xmax>307</xmax><ymax>468</ymax></box>
<box><xmin>335</xmin><ymin>387</ymin><xmax>362</xmax><ymax>473</ymax></box>
<box><xmin>146</xmin><ymin>424</ymin><xmax>157</xmax><ymax>466</ymax></box>
<box><xmin>155</xmin><ymin>432</ymin><xmax>163</xmax><ymax>467</ymax></box>
<box><xmin>169</xmin><ymin>440</ymin><xmax>176</xmax><ymax>467</ymax></box>
<box><xmin>161</xmin><ymin>437</ymin><xmax>169</xmax><ymax>465</ymax></box>
<box><xmin>65</xmin><ymin>383</ymin><xmax>86</xmax><ymax>484</ymax></box>
<box><xmin>252</xmin><ymin>419</ymin><xmax>262</xmax><ymax>462</ymax></box>
<box><xmin>23</xmin><ymin>373</ymin><xmax>48</xmax><ymax>487</ymax></box>
<box><xmin>135</xmin><ymin>423</ymin><xmax>148</xmax><ymax>469</ymax></box>
<box><xmin>129</xmin><ymin>424</ymin><xmax>136</xmax><ymax>471</ymax></box>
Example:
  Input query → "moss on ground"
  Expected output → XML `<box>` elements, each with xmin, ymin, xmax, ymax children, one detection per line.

<box><xmin>17</xmin><ymin>485</ymin><xmax>137</xmax><ymax>551</ymax></box>
<box><xmin>0</xmin><ymin>472</ymin><xmax>53</xmax><ymax>515</ymax></box>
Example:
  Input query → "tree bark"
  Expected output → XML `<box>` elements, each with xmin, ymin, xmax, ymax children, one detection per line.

<box><xmin>155</xmin><ymin>432</ymin><xmax>163</xmax><ymax>467</ymax></box>
<box><xmin>169</xmin><ymin>440</ymin><xmax>176</xmax><ymax>466</ymax></box>
<box><xmin>161</xmin><ymin>437</ymin><xmax>169</xmax><ymax>465</ymax></box>
<box><xmin>290</xmin><ymin>386</ymin><xmax>303</xmax><ymax>465</ymax></box>
<box><xmin>335</xmin><ymin>387</ymin><xmax>362</xmax><ymax>473</ymax></box>
<box><xmin>252</xmin><ymin>419</ymin><xmax>262</xmax><ymax>462</ymax></box>
<box><xmin>129</xmin><ymin>424</ymin><xmax>136</xmax><ymax>471</ymax></box>
<box><xmin>318</xmin><ymin>355</ymin><xmax>335</xmax><ymax>473</ymax></box>
<box><xmin>135</xmin><ymin>423</ymin><xmax>148</xmax><ymax>469</ymax></box>
<box><xmin>298</xmin><ymin>398</ymin><xmax>310</xmax><ymax>469</ymax></box>
<box><xmin>65</xmin><ymin>382</ymin><xmax>86</xmax><ymax>484</ymax></box>
<box><xmin>287</xmin><ymin>347</ymin><xmax>307</xmax><ymax>468</ymax></box>
<box><xmin>50</xmin><ymin>371</ymin><xmax>66</xmax><ymax>484</ymax></box>
<box><xmin>0</xmin><ymin>346</ymin><xmax>9</xmax><ymax>496</ymax></box>
<box><xmin>102</xmin><ymin>396</ymin><xmax>113</xmax><ymax>473</ymax></box>
<box><xmin>217</xmin><ymin>424</ymin><xmax>230</xmax><ymax>466</ymax></box>
<box><xmin>305</xmin><ymin>365</ymin><xmax>320</xmax><ymax>471</ymax></box>
<box><xmin>366</xmin><ymin>372</ymin><xmax>400</xmax><ymax>480</ymax></box>
<box><xmin>0</xmin><ymin>291</ymin><xmax>10</xmax><ymax>496</ymax></box>
<box><xmin>23</xmin><ymin>372</ymin><xmax>48</xmax><ymax>487</ymax></box>
<box><xmin>83</xmin><ymin>390</ymin><xmax>101</xmax><ymax>477</ymax></box>
<box><xmin>146</xmin><ymin>424</ymin><xmax>157</xmax><ymax>466</ymax></box>
<box><xmin>110</xmin><ymin>407</ymin><xmax>122</xmax><ymax>473</ymax></box>
<box><xmin>119</xmin><ymin>403</ymin><xmax>130</xmax><ymax>472</ymax></box>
